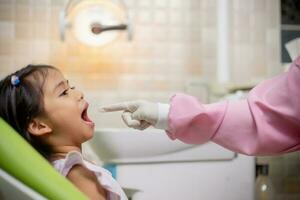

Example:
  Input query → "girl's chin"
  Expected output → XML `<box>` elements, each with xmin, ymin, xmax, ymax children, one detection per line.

<box><xmin>83</xmin><ymin>129</ymin><xmax>94</xmax><ymax>141</ymax></box>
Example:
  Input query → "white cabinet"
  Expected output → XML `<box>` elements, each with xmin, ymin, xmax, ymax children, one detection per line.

<box><xmin>117</xmin><ymin>154</ymin><xmax>254</xmax><ymax>200</ymax></box>
<box><xmin>88</xmin><ymin>128</ymin><xmax>255</xmax><ymax>200</ymax></box>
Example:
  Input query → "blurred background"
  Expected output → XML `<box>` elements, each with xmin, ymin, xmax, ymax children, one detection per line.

<box><xmin>0</xmin><ymin>0</ymin><xmax>299</xmax><ymax>199</ymax></box>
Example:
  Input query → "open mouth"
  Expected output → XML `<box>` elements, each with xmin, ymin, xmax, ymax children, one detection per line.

<box><xmin>81</xmin><ymin>103</ymin><xmax>94</xmax><ymax>127</ymax></box>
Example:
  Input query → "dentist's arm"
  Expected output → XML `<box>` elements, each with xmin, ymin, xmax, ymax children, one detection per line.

<box><xmin>167</xmin><ymin>57</ymin><xmax>300</xmax><ymax>156</ymax></box>
<box><xmin>101</xmin><ymin>57</ymin><xmax>300</xmax><ymax>156</ymax></box>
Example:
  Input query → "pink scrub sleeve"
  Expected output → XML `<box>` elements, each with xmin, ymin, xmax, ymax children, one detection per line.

<box><xmin>167</xmin><ymin>57</ymin><xmax>300</xmax><ymax>156</ymax></box>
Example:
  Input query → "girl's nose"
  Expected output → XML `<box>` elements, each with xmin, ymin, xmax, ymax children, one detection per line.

<box><xmin>78</xmin><ymin>90</ymin><xmax>84</xmax><ymax>100</ymax></box>
<box><xmin>79</xmin><ymin>91</ymin><xmax>84</xmax><ymax>100</ymax></box>
<box><xmin>73</xmin><ymin>88</ymin><xmax>84</xmax><ymax>100</ymax></box>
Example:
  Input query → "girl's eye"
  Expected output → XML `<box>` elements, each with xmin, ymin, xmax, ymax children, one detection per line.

<box><xmin>60</xmin><ymin>86</ymin><xmax>75</xmax><ymax>96</ymax></box>
<box><xmin>60</xmin><ymin>89</ymin><xmax>69</xmax><ymax>96</ymax></box>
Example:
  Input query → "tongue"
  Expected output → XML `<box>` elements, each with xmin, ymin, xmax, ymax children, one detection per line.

<box><xmin>82</xmin><ymin>110</ymin><xmax>93</xmax><ymax>123</ymax></box>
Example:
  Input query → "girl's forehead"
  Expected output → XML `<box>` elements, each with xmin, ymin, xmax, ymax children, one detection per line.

<box><xmin>47</xmin><ymin>69</ymin><xmax>64</xmax><ymax>80</ymax></box>
<box><xmin>44</xmin><ymin>69</ymin><xmax>65</xmax><ymax>92</ymax></box>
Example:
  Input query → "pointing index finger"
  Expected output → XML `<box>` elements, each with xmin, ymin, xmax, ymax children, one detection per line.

<box><xmin>99</xmin><ymin>103</ymin><xmax>129</xmax><ymax>112</ymax></box>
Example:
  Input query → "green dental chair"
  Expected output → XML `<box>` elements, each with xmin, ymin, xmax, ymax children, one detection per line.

<box><xmin>0</xmin><ymin>117</ymin><xmax>88</xmax><ymax>200</ymax></box>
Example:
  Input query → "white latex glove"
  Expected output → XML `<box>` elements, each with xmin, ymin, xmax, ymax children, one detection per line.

<box><xmin>100</xmin><ymin>100</ymin><xmax>169</xmax><ymax>130</ymax></box>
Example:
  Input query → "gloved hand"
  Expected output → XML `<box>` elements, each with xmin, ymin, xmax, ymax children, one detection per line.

<box><xmin>100</xmin><ymin>100</ymin><xmax>159</xmax><ymax>130</ymax></box>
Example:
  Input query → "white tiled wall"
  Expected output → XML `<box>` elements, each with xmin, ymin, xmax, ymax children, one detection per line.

<box><xmin>0</xmin><ymin>0</ymin><xmax>281</xmax><ymax>128</ymax></box>
<box><xmin>0</xmin><ymin>0</ymin><xmax>203</xmax><ymax>126</ymax></box>
<box><xmin>1</xmin><ymin>0</ymin><xmax>299</xmax><ymax>196</ymax></box>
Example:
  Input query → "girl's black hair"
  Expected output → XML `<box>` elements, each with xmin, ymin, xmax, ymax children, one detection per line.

<box><xmin>0</xmin><ymin>64</ymin><xmax>56</xmax><ymax>159</ymax></box>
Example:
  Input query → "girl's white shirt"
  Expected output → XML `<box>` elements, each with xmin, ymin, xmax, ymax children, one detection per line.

<box><xmin>51</xmin><ymin>151</ymin><xmax>128</xmax><ymax>200</ymax></box>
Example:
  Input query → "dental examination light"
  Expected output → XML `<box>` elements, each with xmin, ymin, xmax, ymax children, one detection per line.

<box><xmin>59</xmin><ymin>0</ymin><xmax>133</xmax><ymax>46</ymax></box>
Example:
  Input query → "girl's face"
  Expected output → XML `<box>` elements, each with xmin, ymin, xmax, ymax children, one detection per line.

<box><xmin>41</xmin><ymin>69</ymin><xmax>94</xmax><ymax>148</ymax></box>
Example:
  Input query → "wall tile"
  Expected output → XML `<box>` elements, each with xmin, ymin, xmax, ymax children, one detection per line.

<box><xmin>153</xmin><ymin>9</ymin><xmax>168</xmax><ymax>24</ymax></box>
<box><xmin>0</xmin><ymin>4</ymin><xmax>14</xmax><ymax>21</ymax></box>
<box><xmin>137</xmin><ymin>0</ymin><xmax>152</xmax><ymax>8</ymax></box>
<box><xmin>15</xmin><ymin>22</ymin><xmax>33</xmax><ymax>39</ymax></box>
<box><xmin>0</xmin><ymin>55</ymin><xmax>14</xmax><ymax>72</ymax></box>
<box><xmin>15</xmin><ymin>5</ymin><xmax>31</xmax><ymax>22</ymax></box>
<box><xmin>0</xmin><ymin>22</ymin><xmax>14</xmax><ymax>39</ymax></box>
<box><xmin>0</xmin><ymin>39</ymin><xmax>14</xmax><ymax>55</ymax></box>
<box><xmin>154</xmin><ymin>0</ymin><xmax>168</xmax><ymax>8</ymax></box>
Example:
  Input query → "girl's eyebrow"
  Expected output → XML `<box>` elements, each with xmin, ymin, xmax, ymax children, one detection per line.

<box><xmin>53</xmin><ymin>80</ymin><xmax>69</xmax><ymax>93</ymax></box>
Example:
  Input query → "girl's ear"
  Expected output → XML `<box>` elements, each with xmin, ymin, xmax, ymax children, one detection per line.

<box><xmin>27</xmin><ymin>118</ymin><xmax>52</xmax><ymax>136</ymax></box>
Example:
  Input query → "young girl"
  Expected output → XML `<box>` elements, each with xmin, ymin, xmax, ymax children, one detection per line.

<box><xmin>0</xmin><ymin>64</ymin><xmax>128</xmax><ymax>200</ymax></box>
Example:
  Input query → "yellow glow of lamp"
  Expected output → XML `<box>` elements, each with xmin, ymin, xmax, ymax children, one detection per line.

<box><xmin>60</xmin><ymin>0</ymin><xmax>133</xmax><ymax>46</ymax></box>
